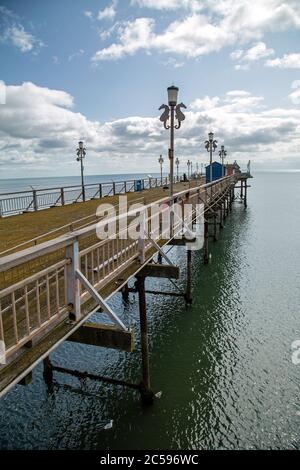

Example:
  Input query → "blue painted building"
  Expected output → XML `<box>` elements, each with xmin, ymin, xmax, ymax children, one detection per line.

<box><xmin>205</xmin><ymin>161</ymin><xmax>224</xmax><ymax>184</ymax></box>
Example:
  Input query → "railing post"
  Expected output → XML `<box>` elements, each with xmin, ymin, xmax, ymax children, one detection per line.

<box><xmin>113</xmin><ymin>182</ymin><xmax>116</xmax><ymax>195</ymax></box>
<box><xmin>60</xmin><ymin>188</ymin><xmax>65</xmax><ymax>206</ymax></box>
<box><xmin>65</xmin><ymin>239</ymin><xmax>81</xmax><ymax>321</ymax></box>
<box><xmin>33</xmin><ymin>190</ymin><xmax>38</xmax><ymax>212</ymax></box>
<box><xmin>99</xmin><ymin>184</ymin><xmax>102</xmax><ymax>199</ymax></box>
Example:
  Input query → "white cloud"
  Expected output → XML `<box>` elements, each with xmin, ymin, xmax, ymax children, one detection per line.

<box><xmin>92</xmin><ymin>18</ymin><xmax>154</xmax><ymax>61</ymax></box>
<box><xmin>1</xmin><ymin>82</ymin><xmax>300</xmax><ymax>173</ymax></box>
<box><xmin>265</xmin><ymin>53</ymin><xmax>300</xmax><ymax>68</ymax></box>
<box><xmin>190</xmin><ymin>96</ymin><xmax>220</xmax><ymax>110</ymax></box>
<box><xmin>131</xmin><ymin>0</ymin><xmax>201</xmax><ymax>10</ymax></box>
<box><xmin>92</xmin><ymin>1</ymin><xmax>300</xmax><ymax>62</ymax></box>
<box><xmin>231</xmin><ymin>42</ymin><xmax>274</xmax><ymax>70</ymax></box>
<box><xmin>84</xmin><ymin>10</ymin><xmax>93</xmax><ymax>19</ymax></box>
<box><xmin>68</xmin><ymin>49</ymin><xmax>85</xmax><ymax>62</ymax></box>
<box><xmin>0</xmin><ymin>6</ymin><xmax>44</xmax><ymax>53</ymax></box>
<box><xmin>162</xmin><ymin>57</ymin><xmax>185</xmax><ymax>69</ymax></box>
<box><xmin>98</xmin><ymin>1</ymin><xmax>117</xmax><ymax>21</ymax></box>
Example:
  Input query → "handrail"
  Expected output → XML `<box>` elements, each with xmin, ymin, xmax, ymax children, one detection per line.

<box><xmin>0</xmin><ymin>175</ymin><xmax>176</xmax><ymax>217</ymax></box>
<box><xmin>0</xmin><ymin>176</ymin><xmax>233</xmax><ymax>272</ymax></box>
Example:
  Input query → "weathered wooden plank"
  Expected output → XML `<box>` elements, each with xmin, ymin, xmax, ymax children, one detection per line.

<box><xmin>167</xmin><ymin>237</ymin><xmax>196</xmax><ymax>246</ymax></box>
<box><xmin>138</xmin><ymin>263</ymin><xmax>179</xmax><ymax>279</ymax></box>
<box><xmin>67</xmin><ymin>322</ymin><xmax>134</xmax><ymax>352</ymax></box>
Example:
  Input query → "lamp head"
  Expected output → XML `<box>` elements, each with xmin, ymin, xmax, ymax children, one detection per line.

<box><xmin>208</xmin><ymin>132</ymin><xmax>214</xmax><ymax>141</ymax></box>
<box><xmin>78</xmin><ymin>141</ymin><xmax>84</xmax><ymax>150</ymax></box>
<box><xmin>167</xmin><ymin>86</ymin><xmax>179</xmax><ymax>106</ymax></box>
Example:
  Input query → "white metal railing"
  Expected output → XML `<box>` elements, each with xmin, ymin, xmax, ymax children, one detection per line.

<box><xmin>0</xmin><ymin>176</ymin><xmax>177</xmax><ymax>217</ymax></box>
<box><xmin>0</xmin><ymin>175</ymin><xmax>235</xmax><ymax>364</ymax></box>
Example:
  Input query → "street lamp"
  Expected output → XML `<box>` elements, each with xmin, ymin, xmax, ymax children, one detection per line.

<box><xmin>158</xmin><ymin>154</ymin><xmax>164</xmax><ymax>185</ymax></box>
<box><xmin>175</xmin><ymin>157</ymin><xmax>180</xmax><ymax>181</ymax></box>
<box><xmin>187</xmin><ymin>159</ymin><xmax>191</xmax><ymax>178</ymax></box>
<box><xmin>205</xmin><ymin>131</ymin><xmax>218</xmax><ymax>183</ymax></box>
<box><xmin>219</xmin><ymin>145</ymin><xmax>227</xmax><ymax>177</ymax></box>
<box><xmin>76</xmin><ymin>140</ymin><xmax>86</xmax><ymax>202</ymax></box>
<box><xmin>159</xmin><ymin>86</ymin><xmax>186</xmax><ymax>197</ymax></box>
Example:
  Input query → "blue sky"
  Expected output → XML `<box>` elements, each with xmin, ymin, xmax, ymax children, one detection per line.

<box><xmin>0</xmin><ymin>0</ymin><xmax>300</xmax><ymax>177</ymax></box>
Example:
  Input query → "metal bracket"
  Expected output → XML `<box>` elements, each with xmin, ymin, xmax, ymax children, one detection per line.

<box><xmin>145</xmin><ymin>233</ymin><xmax>174</xmax><ymax>266</ymax></box>
<box><xmin>75</xmin><ymin>269</ymin><xmax>128</xmax><ymax>332</ymax></box>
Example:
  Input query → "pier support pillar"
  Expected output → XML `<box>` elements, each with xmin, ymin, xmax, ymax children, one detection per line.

<box><xmin>43</xmin><ymin>356</ymin><xmax>53</xmax><ymax>390</ymax></box>
<box><xmin>121</xmin><ymin>283</ymin><xmax>129</xmax><ymax>302</ymax></box>
<box><xmin>136</xmin><ymin>275</ymin><xmax>154</xmax><ymax>405</ymax></box>
<box><xmin>219</xmin><ymin>205</ymin><xmax>223</xmax><ymax>229</ymax></box>
<box><xmin>226</xmin><ymin>195</ymin><xmax>230</xmax><ymax>216</ymax></box>
<box><xmin>185</xmin><ymin>249</ymin><xmax>193</xmax><ymax>305</ymax></box>
<box><xmin>157</xmin><ymin>252</ymin><xmax>163</xmax><ymax>264</ymax></box>
<box><xmin>203</xmin><ymin>219</ymin><xmax>209</xmax><ymax>265</ymax></box>
<box><xmin>244</xmin><ymin>180</ymin><xmax>247</xmax><ymax>209</ymax></box>
<box><xmin>213</xmin><ymin>213</ymin><xmax>218</xmax><ymax>242</ymax></box>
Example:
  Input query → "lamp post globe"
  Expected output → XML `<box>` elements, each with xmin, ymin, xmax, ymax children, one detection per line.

<box><xmin>175</xmin><ymin>157</ymin><xmax>180</xmax><ymax>182</ymax></box>
<box><xmin>76</xmin><ymin>140</ymin><xmax>86</xmax><ymax>202</ymax></box>
<box><xmin>205</xmin><ymin>131</ymin><xmax>218</xmax><ymax>186</ymax></box>
<box><xmin>159</xmin><ymin>85</ymin><xmax>186</xmax><ymax>198</ymax></box>
<box><xmin>158</xmin><ymin>154</ymin><xmax>164</xmax><ymax>184</ymax></box>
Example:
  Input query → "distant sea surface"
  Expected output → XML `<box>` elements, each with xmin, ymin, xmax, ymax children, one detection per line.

<box><xmin>0</xmin><ymin>173</ymin><xmax>162</xmax><ymax>194</ymax></box>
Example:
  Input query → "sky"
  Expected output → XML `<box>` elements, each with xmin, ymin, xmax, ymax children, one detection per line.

<box><xmin>0</xmin><ymin>0</ymin><xmax>300</xmax><ymax>178</ymax></box>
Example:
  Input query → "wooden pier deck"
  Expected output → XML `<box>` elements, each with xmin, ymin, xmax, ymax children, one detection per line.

<box><xmin>0</xmin><ymin>179</ymin><xmax>203</xmax><ymax>257</ymax></box>
<box><xmin>0</xmin><ymin>174</ymin><xmax>245</xmax><ymax>401</ymax></box>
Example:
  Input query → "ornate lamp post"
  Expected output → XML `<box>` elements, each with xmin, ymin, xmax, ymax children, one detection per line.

<box><xmin>187</xmin><ymin>159</ymin><xmax>191</xmax><ymax>178</ymax></box>
<box><xmin>205</xmin><ymin>131</ymin><xmax>218</xmax><ymax>183</ymax></box>
<box><xmin>158</xmin><ymin>154</ymin><xmax>164</xmax><ymax>184</ymax></box>
<box><xmin>159</xmin><ymin>86</ymin><xmax>186</xmax><ymax>197</ymax></box>
<box><xmin>219</xmin><ymin>145</ymin><xmax>227</xmax><ymax>177</ymax></box>
<box><xmin>175</xmin><ymin>157</ymin><xmax>180</xmax><ymax>181</ymax></box>
<box><xmin>76</xmin><ymin>140</ymin><xmax>86</xmax><ymax>202</ymax></box>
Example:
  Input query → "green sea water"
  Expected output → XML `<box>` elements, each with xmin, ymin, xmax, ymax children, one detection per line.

<box><xmin>0</xmin><ymin>171</ymin><xmax>300</xmax><ymax>450</ymax></box>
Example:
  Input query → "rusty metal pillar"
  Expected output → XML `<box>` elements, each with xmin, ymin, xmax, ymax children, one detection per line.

<box><xmin>229</xmin><ymin>187</ymin><xmax>233</xmax><ymax>211</ymax></box>
<box><xmin>136</xmin><ymin>275</ymin><xmax>154</xmax><ymax>405</ymax></box>
<box><xmin>222</xmin><ymin>200</ymin><xmax>226</xmax><ymax>225</ymax></box>
<box><xmin>244</xmin><ymin>180</ymin><xmax>247</xmax><ymax>208</ymax></box>
<box><xmin>185</xmin><ymin>248</ymin><xmax>192</xmax><ymax>304</ymax></box>
<box><xmin>213</xmin><ymin>213</ymin><xmax>218</xmax><ymax>241</ymax></box>
<box><xmin>121</xmin><ymin>283</ymin><xmax>129</xmax><ymax>302</ymax></box>
<box><xmin>203</xmin><ymin>219</ymin><xmax>209</xmax><ymax>264</ymax></box>
<box><xmin>219</xmin><ymin>205</ymin><xmax>223</xmax><ymax>229</ymax></box>
<box><xmin>43</xmin><ymin>356</ymin><xmax>53</xmax><ymax>391</ymax></box>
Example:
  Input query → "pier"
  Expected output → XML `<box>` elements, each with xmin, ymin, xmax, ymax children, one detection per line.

<box><xmin>0</xmin><ymin>171</ymin><xmax>250</xmax><ymax>402</ymax></box>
